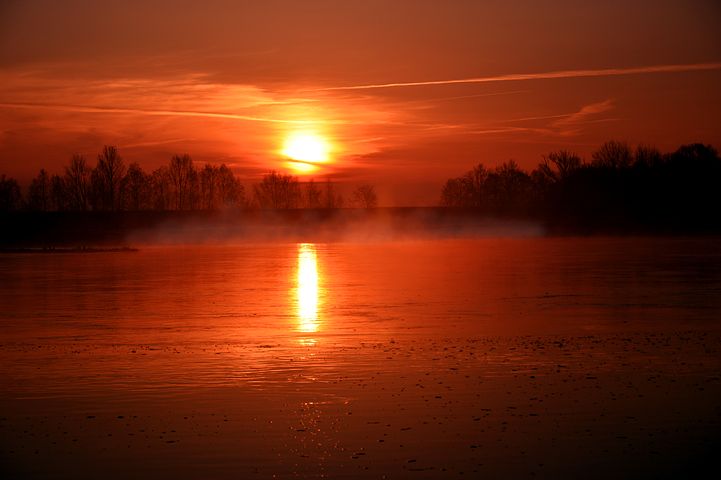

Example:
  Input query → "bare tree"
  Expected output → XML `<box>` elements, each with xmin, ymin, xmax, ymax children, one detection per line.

<box><xmin>592</xmin><ymin>141</ymin><xmax>632</xmax><ymax>169</ymax></box>
<box><xmin>463</xmin><ymin>164</ymin><xmax>488</xmax><ymax>207</ymax></box>
<box><xmin>323</xmin><ymin>179</ymin><xmax>344</xmax><ymax>209</ymax></box>
<box><xmin>200</xmin><ymin>164</ymin><xmax>243</xmax><ymax>209</ymax></box>
<box><xmin>440</xmin><ymin>177</ymin><xmax>468</xmax><ymax>207</ymax></box>
<box><xmin>671</xmin><ymin>143</ymin><xmax>719</xmax><ymax>165</ymax></box>
<box><xmin>64</xmin><ymin>154</ymin><xmax>90</xmax><ymax>211</ymax></box>
<box><xmin>634</xmin><ymin>144</ymin><xmax>663</xmax><ymax>168</ymax></box>
<box><xmin>217</xmin><ymin>164</ymin><xmax>244</xmax><ymax>208</ymax></box>
<box><xmin>168</xmin><ymin>154</ymin><xmax>195</xmax><ymax>210</ymax></box>
<box><xmin>538</xmin><ymin>150</ymin><xmax>582</xmax><ymax>183</ymax></box>
<box><xmin>254</xmin><ymin>171</ymin><xmax>300</xmax><ymax>209</ymax></box>
<box><xmin>150</xmin><ymin>166</ymin><xmax>171</xmax><ymax>210</ymax></box>
<box><xmin>440</xmin><ymin>163</ymin><xmax>487</xmax><ymax>207</ymax></box>
<box><xmin>200</xmin><ymin>164</ymin><xmax>219</xmax><ymax>209</ymax></box>
<box><xmin>351</xmin><ymin>184</ymin><xmax>378</xmax><ymax>209</ymax></box>
<box><xmin>485</xmin><ymin>160</ymin><xmax>533</xmax><ymax>212</ymax></box>
<box><xmin>187</xmin><ymin>167</ymin><xmax>200</xmax><ymax>210</ymax></box>
<box><xmin>28</xmin><ymin>169</ymin><xmax>51</xmax><ymax>211</ymax></box>
<box><xmin>441</xmin><ymin>161</ymin><xmax>533</xmax><ymax>212</ymax></box>
<box><xmin>0</xmin><ymin>174</ymin><xmax>22</xmax><ymax>211</ymax></box>
<box><xmin>50</xmin><ymin>174</ymin><xmax>68</xmax><ymax>211</ymax></box>
<box><xmin>123</xmin><ymin>162</ymin><xmax>149</xmax><ymax>211</ymax></box>
<box><xmin>93</xmin><ymin>145</ymin><xmax>126</xmax><ymax>210</ymax></box>
<box><xmin>305</xmin><ymin>179</ymin><xmax>322</xmax><ymax>208</ymax></box>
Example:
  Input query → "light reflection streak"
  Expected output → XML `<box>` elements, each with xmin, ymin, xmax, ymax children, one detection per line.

<box><xmin>297</xmin><ymin>243</ymin><xmax>320</xmax><ymax>334</ymax></box>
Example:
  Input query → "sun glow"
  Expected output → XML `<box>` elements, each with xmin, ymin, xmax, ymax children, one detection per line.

<box><xmin>282</xmin><ymin>132</ymin><xmax>331</xmax><ymax>173</ymax></box>
<box><xmin>297</xmin><ymin>243</ymin><xmax>320</xmax><ymax>333</ymax></box>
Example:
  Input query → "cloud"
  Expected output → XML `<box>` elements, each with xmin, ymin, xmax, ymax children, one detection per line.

<box><xmin>551</xmin><ymin>99</ymin><xmax>616</xmax><ymax>136</ymax></box>
<box><xmin>553</xmin><ymin>99</ymin><xmax>614</xmax><ymax>126</ymax></box>
<box><xmin>312</xmin><ymin>62</ymin><xmax>721</xmax><ymax>91</ymax></box>
<box><xmin>0</xmin><ymin>101</ymin><xmax>316</xmax><ymax>125</ymax></box>
<box><xmin>407</xmin><ymin>100</ymin><xmax>617</xmax><ymax>140</ymax></box>
<box><xmin>387</xmin><ymin>90</ymin><xmax>530</xmax><ymax>111</ymax></box>
<box><xmin>0</xmin><ymin>67</ymin><xmax>404</xmax><ymax>177</ymax></box>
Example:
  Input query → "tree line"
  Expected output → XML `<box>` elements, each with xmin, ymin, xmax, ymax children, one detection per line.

<box><xmin>440</xmin><ymin>141</ymin><xmax>721</xmax><ymax>230</ymax></box>
<box><xmin>3</xmin><ymin>140</ymin><xmax>718</xmax><ymax>230</ymax></box>
<box><xmin>0</xmin><ymin>146</ymin><xmax>378</xmax><ymax>212</ymax></box>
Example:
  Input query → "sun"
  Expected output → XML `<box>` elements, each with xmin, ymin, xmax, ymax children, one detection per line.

<box><xmin>282</xmin><ymin>132</ymin><xmax>330</xmax><ymax>163</ymax></box>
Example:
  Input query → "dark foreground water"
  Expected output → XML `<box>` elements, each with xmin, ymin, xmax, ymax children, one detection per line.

<box><xmin>1</xmin><ymin>237</ymin><xmax>720</xmax><ymax>478</ymax></box>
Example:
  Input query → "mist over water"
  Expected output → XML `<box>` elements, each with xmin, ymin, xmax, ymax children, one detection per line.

<box><xmin>124</xmin><ymin>210</ymin><xmax>545</xmax><ymax>245</ymax></box>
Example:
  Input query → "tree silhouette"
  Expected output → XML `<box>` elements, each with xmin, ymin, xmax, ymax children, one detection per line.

<box><xmin>123</xmin><ymin>162</ymin><xmax>149</xmax><ymax>211</ymax></box>
<box><xmin>440</xmin><ymin>177</ymin><xmax>469</xmax><ymax>207</ymax></box>
<box><xmin>633</xmin><ymin>145</ymin><xmax>662</xmax><ymax>168</ymax></box>
<box><xmin>64</xmin><ymin>154</ymin><xmax>91</xmax><ymax>211</ymax></box>
<box><xmin>323</xmin><ymin>179</ymin><xmax>344</xmax><ymax>209</ymax></box>
<box><xmin>440</xmin><ymin>161</ymin><xmax>534</xmax><ymax>214</ymax></box>
<box><xmin>351</xmin><ymin>184</ymin><xmax>378</xmax><ymax>209</ymax></box>
<box><xmin>200</xmin><ymin>164</ymin><xmax>219</xmax><ymax>209</ymax></box>
<box><xmin>538</xmin><ymin>150</ymin><xmax>582</xmax><ymax>183</ymax></box>
<box><xmin>168</xmin><ymin>154</ymin><xmax>196</xmax><ymax>210</ymax></box>
<box><xmin>463</xmin><ymin>164</ymin><xmax>488</xmax><ymax>208</ymax></box>
<box><xmin>150</xmin><ymin>166</ymin><xmax>171</xmax><ymax>210</ymax></box>
<box><xmin>305</xmin><ymin>179</ymin><xmax>323</xmax><ymax>209</ymax></box>
<box><xmin>254</xmin><ymin>171</ymin><xmax>300</xmax><ymax>209</ymax></box>
<box><xmin>28</xmin><ymin>169</ymin><xmax>51</xmax><ymax>211</ymax></box>
<box><xmin>664</xmin><ymin>144</ymin><xmax>721</xmax><ymax>226</ymax></box>
<box><xmin>2</xmin><ymin>139</ymin><xmax>719</xmax><ymax>234</ymax></box>
<box><xmin>485</xmin><ymin>161</ymin><xmax>534</xmax><ymax>213</ymax></box>
<box><xmin>440</xmin><ymin>164</ymin><xmax>487</xmax><ymax>207</ymax></box>
<box><xmin>50</xmin><ymin>174</ymin><xmax>68</xmax><ymax>211</ymax></box>
<box><xmin>217</xmin><ymin>164</ymin><xmax>244</xmax><ymax>208</ymax></box>
<box><xmin>669</xmin><ymin>143</ymin><xmax>719</xmax><ymax>167</ymax></box>
<box><xmin>438</xmin><ymin>141</ymin><xmax>721</xmax><ymax>231</ymax></box>
<box><xmin>592</xmin><ymin>140</ymin><xmax>633</xmax><ymax>169</ymax></box>
<box><xmin>199</xmin><ymin>163</ymin><xmax>244</xmax><ymax>210</ymax></box>
<box><xmin>93</xmin><ymin>146</ymin><xmax>126</xmax><ymax>211</ymax></box>
<box><xmin>0</xmin><ymin>174</ymin><xmax>22</xmax><ymax>211</ymax></box>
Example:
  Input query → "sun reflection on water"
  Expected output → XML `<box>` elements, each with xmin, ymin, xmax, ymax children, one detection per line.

<box><xmin>297</xmin><ymin>243</ymin><xmax>320</xmax><ymax>334</ymax></box>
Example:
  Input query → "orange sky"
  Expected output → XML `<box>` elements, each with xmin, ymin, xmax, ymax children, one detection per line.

<box><xmin>1</xmin><ymin>0</ymin><xmax>720</xmax><ymax>205</ymax></box>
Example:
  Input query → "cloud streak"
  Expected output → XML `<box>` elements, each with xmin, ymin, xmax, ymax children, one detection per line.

<box><xmin>0</xmin><ymin>101</ymin><xmax>318</xmax><ymax>125</ymax></box>
<box><xmin>313</xmin><ymin>62</ymin><xmax>721</xmax><ymax>91</ymax></box>
<box><xmin>417</xmin><ymin>99</ymin><xmax>617</xmax><ymax>139</ymax></box>
<box><xmin>551</xmin><ymin>99</ymin><xmax>616</xmax><ymax>137</ymax></box>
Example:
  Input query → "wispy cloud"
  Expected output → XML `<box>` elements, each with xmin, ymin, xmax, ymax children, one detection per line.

<box><xmin>0</xmin><ymin>101</ymin><xmax>316</xmax><ymax>125</ymax></box>
<box><xmin>392</xmin><ymin>90</ymin><xmax>530</xmax><ymax>109</ymax></box>
<box><xmin>551</xmin><ymin>99</ymin><xmax>616</xmax><ymax>136</ymax></box>
<box><xmin>553</xmin><ymin>99</ymin><xmax>615</xmax><ymax>126</ymax></box>
<box><xmin>0</xmin><ymin>69</ymin><xmax>397</xmax><ymax>129</ymax></box>
<box><xmin>313</xmin><ymin>62</ymin><xmax>721</xmax><ymax>91</ymax></box>
<box><xmin>0</xmin><ymin>68</ymin><xmax>401</xmax><ymax>173</ymax></box>
<box><xmin>413</xmin><ymin>99</ymin><xmax>617</xmax><ymax>139</ymax></box>
<box><xmin>123</xmin><ymin>137</ymin><xmax>199</xmax><ymax>149</ymax></box>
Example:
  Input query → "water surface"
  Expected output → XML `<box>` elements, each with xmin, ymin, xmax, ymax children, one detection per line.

<box><xmin>1</xmin><ymin>237</ymin><xmax>720</xmax><ymax>478</ymax></box>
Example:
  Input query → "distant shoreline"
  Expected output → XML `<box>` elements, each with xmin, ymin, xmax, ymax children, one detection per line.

<box><xmin>0</xmin><ymin>246</ymin><xmax>138</xmax><ymax>254</ymax></box>
<box><xmin>1</xmin><ymin>208</ymin><xmax>719</xmax><ymax>247</ymax></box>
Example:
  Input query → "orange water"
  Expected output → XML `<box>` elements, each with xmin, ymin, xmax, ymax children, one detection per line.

<box><xmin>1</xmin><ymin>237</ymin><xmax>720</xmax><ymax>478</ymax></box>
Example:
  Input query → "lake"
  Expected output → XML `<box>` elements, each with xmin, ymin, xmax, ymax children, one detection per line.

<box><xmin>1</xmin><ymin>237</ymin><xmax>720</xmax><ymax>478</ymax></box>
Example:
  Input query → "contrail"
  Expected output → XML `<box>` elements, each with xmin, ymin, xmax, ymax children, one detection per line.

<box><xmin>0</xmin><ymin>101</ymin><xmax>314</xmax><ymax>124</ymax></box>
<box><xmin>0</xmin><ymin>100</ymin><xmax>444</xmax><ymax>128</ymax></box>
<box><xmin>0</xmin><ymin>100</ymin><xmax>410</xmax><ymax>127</ymax></box>
<box><xmin>313</xmin><ymin>62</ymin><xmax>721</xmax><ymax>91</ymax></box>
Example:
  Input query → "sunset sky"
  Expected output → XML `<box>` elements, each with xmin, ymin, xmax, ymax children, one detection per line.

<box><xmin>1</xmin><ymin>0</ymin><xmax>720</xmax><ymax>204</ymax></box>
